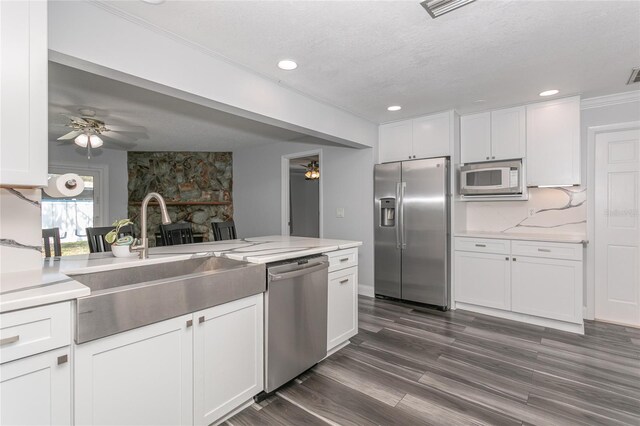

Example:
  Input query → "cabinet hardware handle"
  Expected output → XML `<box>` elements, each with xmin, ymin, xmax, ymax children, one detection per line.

<box><xmin>340</xmin><ymin>258</ymin><xmax>349</xmax><ymax>262</ymax></box>
<box><xmin>186</xmin><ymin>319</ymin><xmax>193</xmax><ymax>327</ymax></box>
<box><xmin>475</xmin><ymin>244</ymin><xmax>486</xmax><ymax>247</ymax></box>
<box><xmin>408</xmin><ymin>156</ymin><xmax>411</xmax><ymax>159</ymax></box>
<box><xmin>57</xmin><ymin>354</ymin><xmax>68</xmax><ymax>365</ymax></box>
<box><xmin>505</xmin><ymin>257</ymin><xmax>509</xmax><ymax>261</ymax></box>
<box><xmin>486</xmin><ymin>156</ymin><xmax>489</xmax><ymax>160</ymax></box>
<box><xmin>199</xmin><ymin>316</ymin><xmax>205</xmax><ymax>324</ymax></box>
<box><xmin>0</xmin><ymin>335</ymin><xmax>19</xmax><ymax>346</ymax></box>
<box><xmin>537</xmin><ymin>248</ymin><xmax>551</xmax><ymax>252</ymax></box>
<box><xmin>339</xmin><ymin>279</ymin><xmax>349</xmax><ymax>284</ymax></box>
<box><xmin>492</xmin><ymin>156</ymin><xmax>495</xmax><ymax>159</ymax></box>
<box><xmin>512</xmin><ymin>257</ymin><xmax>517</xmax><ymax>261</ymax></box>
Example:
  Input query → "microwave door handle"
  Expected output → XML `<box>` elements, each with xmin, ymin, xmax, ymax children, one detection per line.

<box><xmin>395</xmin><ymin>182</ymin><xmax>401</xmax><ymax>249</ymax></box>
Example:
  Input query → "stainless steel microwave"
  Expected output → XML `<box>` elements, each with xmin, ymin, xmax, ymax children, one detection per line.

<box><xmin>460</xmin><ymin>159</ymin><xmax>523</xmax><ymax>196</ymax></box>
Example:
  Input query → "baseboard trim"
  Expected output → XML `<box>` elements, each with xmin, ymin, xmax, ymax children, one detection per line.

<box><xmin>455</xmin><ymin>302</ymin><xmax>585</xmax><ymax>334</ymax></box>
<box><xmin>212</xmin><ymin>398</ymin><xmax>254</xmax><ymax>425</ymax></box>
<box><xmin>358</xmin><ymin>283</ymin><xmax>374</xmax><ymax>297</ymax></box>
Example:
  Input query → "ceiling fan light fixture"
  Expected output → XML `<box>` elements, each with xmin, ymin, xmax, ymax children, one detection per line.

<box><xmin>420</xmin><ymin>0</ymin><xmax>476</xmax><ymax>19</ymax></box>
<box><xmin>89</xmin><ymin>135</ymin><xmax>104</xmax><ymax>148</ymax></box>
<box><xmin>304</xmin><ymin>161</ymin><xmax>320</xmax><ymax>180</ymax></box>
<box><xmin>74</xmin><ymin>133</ymin><xmax>89</xmax><ymax>148</ymax></box>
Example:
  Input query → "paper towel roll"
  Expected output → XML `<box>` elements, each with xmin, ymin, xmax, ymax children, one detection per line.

<box><xmin>43</xmin><ymin>173</ymin><xmax>85</xmax><ymax>198</ymax></box>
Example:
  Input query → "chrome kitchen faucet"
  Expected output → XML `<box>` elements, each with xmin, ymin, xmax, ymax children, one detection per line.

<box><xmin>131</xmin><ymin>192</ymin><xmax>171</xmax><ymax>259</ymax></box>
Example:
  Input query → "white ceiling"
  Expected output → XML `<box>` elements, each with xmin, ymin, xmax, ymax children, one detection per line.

<box><xmin>48</xmin><ymin>62</ymin><xmax>309</xmax><ymax>151</ymax></box>
<box><xmin>101</xmin><ymin>0</ymin><xmax>640</xmax><ymax>123</ymax></box>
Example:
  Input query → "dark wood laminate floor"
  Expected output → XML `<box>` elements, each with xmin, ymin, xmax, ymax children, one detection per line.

<box><xmin>225</xmin><ymin>296</ymin><xmax>640</xmax><ymax>426</ymax></box>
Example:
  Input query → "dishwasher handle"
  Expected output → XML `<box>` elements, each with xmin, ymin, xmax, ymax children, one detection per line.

<box><xmin>268</xmin><ymin>260</ymin><xmax>329</xmax><ymax>282</ymax></box>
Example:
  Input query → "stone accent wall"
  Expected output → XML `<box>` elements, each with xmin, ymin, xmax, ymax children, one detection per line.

<box><xmin>127</xmin><ymin>152</ymin><xmax>233</xmax><ymax>246</ymax></box>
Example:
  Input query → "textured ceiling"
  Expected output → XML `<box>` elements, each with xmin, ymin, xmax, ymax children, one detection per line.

<box><xmin>48</xmin><ymin>62</ymin><xmax>308</xmax><ymax>152</ymax></box>
<box><xmin>100</xmin><ymin>0</ymin><xmax>640</xmax><ymax>123</ymax></box>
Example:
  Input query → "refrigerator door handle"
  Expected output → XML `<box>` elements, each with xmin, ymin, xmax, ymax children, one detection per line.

<box><xmin>400</xmin><ymin>181</ymin><xmax>407</xmax><ymax>249</ymax></box>
<box><xmin>395</xmin><ymin>182</ymin><xmax>401</xmax><ymax>249</ymax></box>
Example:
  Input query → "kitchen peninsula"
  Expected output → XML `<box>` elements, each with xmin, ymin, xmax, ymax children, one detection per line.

<box><xmin>0</xmin><ymin>235</ymin><xmax>361</xmax><ymax>425</ymax></box>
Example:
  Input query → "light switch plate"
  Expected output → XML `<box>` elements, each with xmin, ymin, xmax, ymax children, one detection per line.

<box><xmin>336</xmin><ymin>207</ymin><xmax>345</xmax><ymax>218</ymax></box>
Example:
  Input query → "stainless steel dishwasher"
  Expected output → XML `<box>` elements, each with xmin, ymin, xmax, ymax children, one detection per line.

<box><xmin>263</xmin><ymin>255</ymin><xmax>329</xmax><ymax>394</ymax></box>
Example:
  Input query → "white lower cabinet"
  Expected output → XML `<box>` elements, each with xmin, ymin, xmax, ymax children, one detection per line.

<box><xmin>1</xmin><ymin>347</ymin><xmax>71</xmax><ymax>426</ymax></box>
<box><xmin>511</xmin><ymin>256</ymin><xmax>583</xmax><ymax>324</ymax></box>
<box><xmin>454</xmin><ymin>251</ymin><xmax>511</xmax><ymax>310</ymax></box>
<box><xmin>327</xmin><ymin>266</ymin><xmax>358</xmax><ymax>351</ymax></box>
<box><xmin>194</xmin><ymin>295</ymin><xmax>263</xmax><ymax>426</ymax></box>
<box><xmin>74</xmin><ymin>314</ymin><xmax>194</xmax><ymax>426</ymax></box>
<box><xmin>74</xmin><ymin>294</ymin><xmax>264</xmax><ymax>426</ymax></box>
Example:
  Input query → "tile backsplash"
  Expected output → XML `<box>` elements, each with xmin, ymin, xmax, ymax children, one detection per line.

<box><xmin>465</xmin><ymin>187</ymin><xmax>586</xmax><ymax>236</ymax></box>
<box><xmin>0</xmin><ymin>188</ymin><xmax>43</xmax><ymax>273</ymax></box>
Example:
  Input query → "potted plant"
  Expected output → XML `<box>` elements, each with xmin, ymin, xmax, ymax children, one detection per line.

<box><xmin>105</xmin><ymin>219</ymin><xmax>135</xmax><ymax>258</ymax></box>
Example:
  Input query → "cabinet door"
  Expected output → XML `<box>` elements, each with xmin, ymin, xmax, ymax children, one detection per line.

<box><xmin>194</xmin><ymin>294</ymin><xmax>263</xmax><ymax>426</ymax></box>
<box><xmin>461</xmin><ymin>112</ymin><xmax>491</xmax><ymax>163</ymax></box>
<box><xmin>412</xmin><ymin>111</ymin><xmax>452</xmax><ymax>159</ymax></box>
<box><xmin>454</xmin><ymin>251</ymin><xmax>511</xmax><ymax>310</ymax></box>
<box><xmin>0</xmin><ymin>0</ymin><xmax>48</xmax><ymax>186</ymax></box>
<box><xmin>511</xmin><ymin>256</ymin><xmax>583</xmax><ymax>324</ymax></box>
<box><xmin>327</xmin><ymin>266</ymin><xmax>358</xmax><ymax>351</ymax></box>
<box><xmin>491</xmin><ymin>106</ymin><xmax>526</xmax><ymax>161</ymax></box>
<box><xmin>526</xmin><ymin>97</ymin><xmax>580</xmax><ymax>186</ymax></box>
<box><xmin>75</xmin><ymin>315</ymin><xmax>193</xmax><ymax>426</ymax></box>
<box><xmin>1</xmin><ymin>347</ymin><xmax>70</xmax><ymax>426</ymax></box>
<box><xmin>379</xmin><ymin>120</ymin><xmax>413</xmax><ymax>163</ymax></box>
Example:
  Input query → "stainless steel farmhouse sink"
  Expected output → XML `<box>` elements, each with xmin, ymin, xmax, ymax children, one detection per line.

<box><xmin>69</xmin><ymin>256</ymin><xmax>265</xmax><ymax>343</ymax></box>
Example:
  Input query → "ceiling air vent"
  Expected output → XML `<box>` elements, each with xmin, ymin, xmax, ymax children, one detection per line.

<box><xmin>420</xmin><ymin>0</ymin><xmax>476</xmax><ymax>18</ymax></box>
<box><xmin>627</xmin><ymin>67</ymin><xmax>640</xmax><ymax>85</ymax></box>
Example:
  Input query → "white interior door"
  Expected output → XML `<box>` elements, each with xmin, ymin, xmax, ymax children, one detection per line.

<box><xmin>595</xmin><ymin>128</ymin><xmax>640</xmax><ymax>326</ymax></box>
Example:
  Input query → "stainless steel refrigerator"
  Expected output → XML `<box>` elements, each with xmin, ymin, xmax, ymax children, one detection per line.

<box><xmin>374</xmin><ymin>157</ymin><xmax>450</xmax><ymax>308</ymax></box>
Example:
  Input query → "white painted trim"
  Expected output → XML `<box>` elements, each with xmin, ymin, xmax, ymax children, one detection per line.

<box><xmin>581</xmin><ymin>90</ymin><xmax>640</xmax><ymax>110</ymax></box>
<box><xmin>211</xmin><ymin>398</ymin><xmax>254</xmax><ymax>426</ymax></box>
<box><xmin>281</xmin><ymin>149</ymin><xmax>324</xmax><ymax>238</ymax></box>
<box><xmin>586</xmin><ymin>120</ymin><xmax>640</xmax><ymax>320</ymax></box>
<box><xmin>48</xmin><ymin>162</ymin><xmax>109</xmax><ymax>227</ymax></box>
<box><xmin>358</xmin><ymin>283</ymin><xmax>374</xmax><ymax>297</ymax></box>
<box><xmin>455</xmin><ymin>302</ymin><xmax>585</xmax><ymax>334</ymax></box>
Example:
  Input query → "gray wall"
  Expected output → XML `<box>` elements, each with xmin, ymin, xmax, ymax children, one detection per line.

<box><xmin>290</xmin><ymin>170</ymin><xmax>319</xmax><ymax>238</ymax></box>
<box><xmin>48</xmin><ymin>143</ymin><xmax>128</xmax><ymax>225</ymax></box>
<box><xmin>234</xmin><ymin>141</ymin><xmax>375</xmax><ymax>293</ymax></box>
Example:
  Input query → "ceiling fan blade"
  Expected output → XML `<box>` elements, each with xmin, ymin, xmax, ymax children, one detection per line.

<box><xmin>101</xmin><ymin>131</ymin><xmax>138</xmax><ymax>144</ymax></box>
<box><xmin>57</xmin><ymin>130</ymin><xmax>83</xmax><ymax>140</ymax></box>
<box><xmin>60</xmin><ymin>113</ymin><xmax>88</xmax><ymax>125</ymax></box>
<box><xmin>104</xmin><ymin>124</ymin><xmax>146</xmax><ymax>132</ymax></box>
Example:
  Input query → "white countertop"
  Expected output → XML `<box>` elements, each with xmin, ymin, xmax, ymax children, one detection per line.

<box><xmin>0</xmin><ymin>236</ymin><xmax>362</xmax><ymax>313</ymax></box>
<box><xmin>455</xmin><ymin>231</ymin><xmax>587</xmax><ymax>244</ymax></box>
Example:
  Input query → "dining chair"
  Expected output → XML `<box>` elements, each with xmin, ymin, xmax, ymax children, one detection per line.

<box><xmin>42</xmin><ymin>227</ymin><xmax>62</xmax><ymax>258</ymax></box>
<box><xmin>212</xmin><ymin>220</ymin><xmax>237</xmax><ymax>241</ymax></box>
<box><xmin>160</xmin><ymin>222</ymin><xmax>194</xmax><ymax>246</ymax></box>
<box><xmin>86</xmin><ymin>225</ymin><xmax>133</xmax><ymax>253</ymax></box>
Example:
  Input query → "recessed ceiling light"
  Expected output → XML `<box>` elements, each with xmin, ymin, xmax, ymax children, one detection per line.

<box><xmin>141</xmin><ymin>0</ymin><xmax>165</xmax><ymax>4</ymax></box>
<box><xmin>387</xmin><ymin>105</ymin><xmax>402</xmax><ymax>111</ymax></box>
<box><xmin>539</xmin><ymin>89</ymin><xmax>559</xmax><ymax>97</ymax></box>
<box><xmin>278</xmin><ymin>60</ymin><xmax>298</xmax><ymax>71</ymax></box>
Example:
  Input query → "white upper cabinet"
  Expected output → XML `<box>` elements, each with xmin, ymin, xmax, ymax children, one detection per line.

<box><xmin>491</xmin><ymin>106</ymin><xmax>526</xmax><ymax>161</ymax></box>
<box><xmin>0</xmin><ymin>0</ymin><xmax>48</xmax><ymax>187</ymax></box>
<box><xmin>412</xmin><ymin>111</ymin><xmax>452</xmax><ymax>159</ymax></box>
<box><xmin>460</xmin><ymin>112</ymin><xmax>491</xmax><ymax>163</ymax></box>
<box><xmin>379</xmin><ymin>120</ymin><xmax>413</xmax><ymax>163</ymax></box>
<box><xmin>379</xmin><ymin>111</ymin><xmax>453</xmax><ymax>163</ymax></box>
<box><xmin>526</xmin><ymin>96</ymin><xmax>581</xmax><ymax>186</ymax></box>
<box><xmin>461</xmin><ymin>106</ymin><xmax>525</xmax><ymax>163</ymax></box>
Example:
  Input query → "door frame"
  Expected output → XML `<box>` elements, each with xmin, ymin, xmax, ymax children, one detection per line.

<box><xmin>280</xmin><ymin>149</ymin><xmax>323</xmax><ymax>238</ymax></box>
<box><xmin>48</xmin><ymin>162</ymin><xmax>109</xmax><ymax>227</ymax></box>
<box><xmin>586</xmin><ymin>120</ymin><xmax>640</xmax><ymax>320</ymax></box>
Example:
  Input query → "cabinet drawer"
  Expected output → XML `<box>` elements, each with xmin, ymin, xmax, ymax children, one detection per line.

<box><xmin>0</xmin><ymin>302</ymin><xmax>71</xmax><ymax>364</ymax></box>
<box><xmin>327</xmin><ymin>248</ymin><xmax>358</xmax><ymax>272</ymax></box>
<box><xmin>511</xmin><ymin>240</ymin><xmax>583</xmax><ymax>261</ymax></box>
<box><xmin>455</xmin><ymin>237</ymin><xmax>510</xmax><ymax>255</ymax></box>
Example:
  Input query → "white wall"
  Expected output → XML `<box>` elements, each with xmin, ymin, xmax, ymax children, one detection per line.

<box><xmin>48</xmin><ymin>143</ymin><xmax>128</xmax><ymax>225</ymax></box>
<box><xmin>290</xmin><ymin>171</ymin><xmax>319</xmax><ymax>238</ymax></box>
<box><xmin>48</xmin><ymin>1</ymin><xmax>377</xmax><ymax>149</ymax></box>
<box><xmin>234</xmin><ymin>142</ymin><xmax>374</xmax><ymax>293</ymax></box>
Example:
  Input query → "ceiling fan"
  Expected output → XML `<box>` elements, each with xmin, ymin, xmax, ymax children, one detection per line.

<box><xmin>56</xmin><ymin>108</ymin><xmax>145</xmax><ymax>158</ymax></box>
